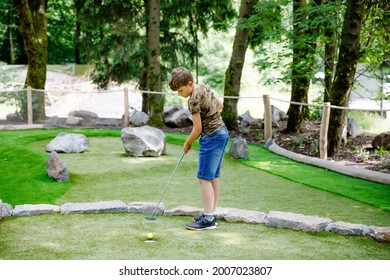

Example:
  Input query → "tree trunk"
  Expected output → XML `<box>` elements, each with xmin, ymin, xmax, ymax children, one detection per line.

<box><xmin>8</xmin><ymin>0</ymin><xmax>15</xmax><ymax>64</ymax></box>
<box><xmin>328</xmin><ymin>0</ymin><xmax>366</xmax><ymax>155</ymax></box>
<box><xmin>222</xmin><ymin>0</ymin><xmax>257</xmax><ymax>132</ymax></box>
<box><xmin>146</xmin><ymin>0</ymin><xmax>163</xmax><ymax>127</ymax></box>
<box><xmin>74</xmin><ymin>0</ymin><xmax>84</xmax><ymax>64</ymax></box>
<box><xmin>287</xmin><ymin>0</ymin><xmax>323</xmax><ymax>133</ymax></box>
<box><xmin>15</xmin><ymin>0</ymin><xmax>48</xmax><ymax>123</ymax></box>
<box><xmin>323</xmin><ymin>0</ymin><xmax>338</xmax><ymax>102</ymax></box>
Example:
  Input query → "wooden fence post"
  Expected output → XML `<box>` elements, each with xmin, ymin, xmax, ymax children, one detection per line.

<box><xmin>124</xmin><ymin>87</ymin><xmax>129</xmax><ymax>127</ymax></box>
<box><xmin>27</xmin><ymin>86</ymin><xmax>33</xmax><ymax>125</ymax></box>
<box><xmin>263</xmin><ymin>94</ymin><xmax>272</xmax><ymax>141</ymax></box>
<box><xmin>320</xmin><ymin>102</ymin><xmax>331</xmax><ymax>160</ymax></box>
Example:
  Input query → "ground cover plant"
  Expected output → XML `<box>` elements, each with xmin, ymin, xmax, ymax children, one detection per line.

<box><xmin>0</xmin><ymin>128</ymin><xmax>389</xmax><ymax>259</ymax></box>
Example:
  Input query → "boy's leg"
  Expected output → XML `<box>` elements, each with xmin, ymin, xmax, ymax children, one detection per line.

<box><xmin>211</xmin><ymin>178</ymin><xmax>220</xmax><ymax>212</ymax></box>
<box><xmin>199</xmin><ymin>179</ymin><xmax>214</xmax><ymax>214</ymax></box>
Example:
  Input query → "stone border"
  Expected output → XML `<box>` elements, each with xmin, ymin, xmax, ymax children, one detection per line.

<box><xmin>0</xmin><ymin>199</ymin><xmax>388</xmax><ymax>242</ymax></box>
<box><xmin>265</xmin><ymin>139</ymin><xmax>390</xmax><ymax>185</ymax></box>
<box><xmin>0</xmin><ymin>124</ymin><xmax>44</xmax><ymax>130</ymax></box>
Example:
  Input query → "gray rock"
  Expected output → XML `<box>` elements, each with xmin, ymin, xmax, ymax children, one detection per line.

<box><xmin>265</xmin><ymin>211</ymin><xmax>332</xmax><ymax>232</ymax></box>
<box><xmin>228</xmin><ymin>137</ymin><xmax>249</xmax><ymax>159</ymax></box>
<box><xmin>1</xmin><ymin>203</ymin><xmax>13</xmax><ymax>217</ymax></box>
<box><xmin>13</xmin><ymin>204</ymin><xmax>60</xmax><ymax>216</ymax></box>
<box><xmin>325</xmin><ymin>221</ymin><xmax>373</xmax><ymax>236</ymax></box>
<box><xmin>60</xmin><ymin>200</ymin><xmax>128</xmax><ymax>214</ymax></box>
<box><xmin>264</xmin><ymin>138</ymin><xmax>275</xmax><ymax>149</ymax></box>
<box><xmin>46</xmin><ymin>151</ymin><xmax>70</xmax><ymax>182</ymax></box>
<box><xmin>239</xmin><ymin>111</ymin><xmax>258</xmax><ymax>127</ymax></box>
<box><xmin>99</xmin><ymin>118</ymin><xmax>121</xmax><ymax>127</ymax></box>
<box><xmin>46</xmin><ymin>132</ymin><xmax>89</xmax><ymax>153</ymax></box>
<box><xmin>0</xmin><ymin>199</ymin><xmax>2</xmax><ymax>220</ymax></box>
<box><xmin>43</xmin><ymin>116</ymin><xmax>59</xmax><ymax>128</ymax></box>
<box><xmin>216</xmin><ymin>207</ymin><xmax>267</xmax><ymax>223</ymax></box>
<box><xmin>66</xmin><ymin>116</ymin><xmax>83</xmax><ymax>126</ymax></box>
<box><xmin>347</xmin><ymin>118</ymin><xmax>362</xmax><ymax>138</ymax></box>
<box><xmin>128</xmin><ymin>109</ymin><xmax>149</xmax><ymax>127</ymax></box>
<box><xmin>121</xmin><ymin>126</ymin><xmax>166</xmax><ymax>157</ymax></box>
<box><xmin>128</xmin><ymin>202</ymin><xmax>164</xmax><ymax>215</ymax></box>
<box><xmin>271</xmin><ymin>105</ymin><xmax>288</xmax><ymax>127</ymax></box>
<box><xmin>164</xmin><ymin>205</ymin><xmax>266</xmax><ymax>223</ymax></box>
<box><xmin>69</xmin><ymin>110</ymin><xmax>99</xmax><ymax>125</ymax></box>
<box><xmin>369</xmin><ymin>226</ymin><xmax>390</xmax><ymax>243</ymax></box>
<box><xmin>372</xmin><ymin>132</ymin><xmax>390</xmax><ymax>150</ymax></box>
<box><xmin>164</xmin><ymin>205</ymin><xmax>202</xmax><ymax>216</ymax></box>
<box><xmin>164</xmin><ymin>108</ymin><xmax>192</xmax><ymax>128</ymax></box>
<box><xmin>6</xmin><ymin>113</ymin><xmax>23</xmax><ymax>122</ymax></box>
<box><xmin>164</xmin><ymin>105</ymin><xmax>182</xmax><ymax>119</ymax></box>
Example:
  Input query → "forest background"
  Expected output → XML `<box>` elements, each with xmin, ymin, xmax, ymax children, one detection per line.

<box><xmin>0</xmin><ymin>0</ymin><xmax>389</xmax><ymax>156</ymax></box>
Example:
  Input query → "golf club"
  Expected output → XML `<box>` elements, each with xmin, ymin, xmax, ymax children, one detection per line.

<box><xmin>145</xmin><ymin>152</ymin><xmax>185</xmax><ymax>221</ymax></box>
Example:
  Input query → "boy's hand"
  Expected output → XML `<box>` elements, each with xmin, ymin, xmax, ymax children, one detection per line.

<box><xmin>183</xmin><ymin>112</ymin><xmax>201</xmax><ymax>154</ymax></box>
<box><xmin>183</xmin><ymin>142</ymin><xmax>191</xmax><ymax>154</ymax></box>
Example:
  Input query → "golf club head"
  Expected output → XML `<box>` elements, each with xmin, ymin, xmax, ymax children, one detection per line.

<box><xmin>145</xmin><ymin>216</ymin><xmax>156</xmax><ymax>221</ymax></box>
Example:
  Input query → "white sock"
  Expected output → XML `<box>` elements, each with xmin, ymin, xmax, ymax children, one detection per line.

<box><xmin>204</xmin><ymin>213</ymin><xmax>214</xmax><ymax>222</ymax></box>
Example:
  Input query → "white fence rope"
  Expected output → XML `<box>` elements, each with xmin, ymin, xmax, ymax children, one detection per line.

<box><xmin>0</xmin><ymin>87</ymin><xmax>389</xmax><ymax>112</ymax></box>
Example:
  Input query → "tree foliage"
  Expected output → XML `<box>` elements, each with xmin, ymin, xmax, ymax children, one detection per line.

<box><xmin>77</xmin><ymin>0</ymin><xmax>235</xmax><ymax>91</ymax></box>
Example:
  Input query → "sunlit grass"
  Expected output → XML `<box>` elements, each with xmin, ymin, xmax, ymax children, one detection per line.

<box><xmin>1</xmin><ymin>213</ymin><xmax>389</xmax><ymax>260</ymax></box>
<box><xmin>348</xmin><ymin>111</ymin><xmax>390</xmax><ymax>134</ymax></box>
<box><xmin>1</xmin><ymin>129</ymin><xmax>390</xmax><ymax>260</ymax></box>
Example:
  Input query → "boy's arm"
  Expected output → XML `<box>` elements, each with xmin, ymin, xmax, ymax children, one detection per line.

<box><xmin>184</xmin><ymin>113</ymin><xmax>202</xmax><ymax>154</ymax></box>
<box><xmin>215</xmin><ymin>96</ymin><xmax>224</xmax><ymax>111</ymax></box>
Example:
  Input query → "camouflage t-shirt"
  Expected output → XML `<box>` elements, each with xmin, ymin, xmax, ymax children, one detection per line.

<box><xmin>188</xmin><ymin>84</ymin><xmax>224</xmax><ymax>135</ymax></box>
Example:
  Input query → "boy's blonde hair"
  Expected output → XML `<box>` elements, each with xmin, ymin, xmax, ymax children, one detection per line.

<box><xmin>168</xmin><ymin>67</ymin><xmax>194</xmax><ymax>91</ymax></box>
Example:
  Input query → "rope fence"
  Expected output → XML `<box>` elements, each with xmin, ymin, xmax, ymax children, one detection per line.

<box><xmin>1</xmin><ymin>86</ymin><xmax>389</xmax><ymax>160</ymax></box>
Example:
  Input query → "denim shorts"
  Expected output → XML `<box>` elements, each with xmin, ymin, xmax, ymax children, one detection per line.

<box><xmin>197</xmin><ymin>125</ymin><xmax>229</xmax><ymax>180</ymax></box>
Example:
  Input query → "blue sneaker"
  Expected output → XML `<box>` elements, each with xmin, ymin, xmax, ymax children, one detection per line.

<box><xmin>193</xmin><ymin>214</ymin><xmax>217</xmax><ymax>225</ymax></box>
<box><xmin>186</xmin><ymin>216</ymin><xmax>216</xmax><ymax>231</ymax></box>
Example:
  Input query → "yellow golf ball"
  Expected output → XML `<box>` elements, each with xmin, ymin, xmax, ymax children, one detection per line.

<box><xmin>147</xmin><ymin>233</ymin><xmax>154</xmax><ymax>239</ymax></box>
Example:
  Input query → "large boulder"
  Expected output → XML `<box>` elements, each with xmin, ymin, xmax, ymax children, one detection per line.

<box><xmin>46</xmin><ymin>151</ymin><xmax>70</xmax><ymax>182</ymax></box>
<box><xmin>43</xmin><ymin>116</ymin><xmax>59</xmax><ymax>128</ymax></box>
<box><xmin>46</xmin><ymin>132</ymin><xmax>89</xmax><ymax>153</ymax></box>
<box><xmin>347</xmin><ymin>118</ymin><xmax>362</xmax><ymax>138</ymax></box>
<box><xmin>164</xmin><ymin>105</ymin><xmax>192</xmax><ymax>128</ymax></box>
<box><xmin>66</xmin><ymin>116</ymin><xmax>83</xmax><ymax>126</ymax></box>
<box><xmin>372</xmin><ymin>132</ymin><xmax>390</xmax><ymax>150</ymax></box>
<box><xmin>271</xmin><ymin>105</ymin><xmax>288</xmax><ymax>127</ymax></box>
<box><xmin>238</xmin><ymin>111</ymin><xmax>258</xmax><ymax>127</ymax></box>
<box><xmin>121</xmin><ymin>126</ymin><xmax>166</xmax><ymax>157</ymax></box>
<box><xmin>69</xmin><ymin>110</ymin><xmax>99</xmax><ymax>126</ymax></box>
<box><xmin>6</xmin><ymin>113</ymin><xmax>23</xmax><ymax>122</ymax></box>
<box><xmin>124</xmin><ymin>108</ymin><xmax>149</xmax><ymax>127</ymax></box>
<box><xmin>228</xmin><ymin>137</ymin><xmax>249</xmax><ymax>159</ymax></box>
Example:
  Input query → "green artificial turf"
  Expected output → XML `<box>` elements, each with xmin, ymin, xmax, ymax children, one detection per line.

<box><xmin>241</xmin><ymin>144</ymin><xmax>390</xmax><ymax>211</ymax></box>
<box><xmin>1</xmin><ymin>128</ymin><xmax>390</xmax><ymax>260</ymax></box>
<box><xmin>1</xmin><ymin>213</ymin><xmax>389</xmax><ymax>260</ymax></box>
<box><xmin>1</xmin><ymin>129</ymin><xmax>390</xmax><ymax>226</ymax></box>
<box><xmin>0</xmin><ymin>129</ymin><xmax>121</xmax><ymax>206</ymax></box>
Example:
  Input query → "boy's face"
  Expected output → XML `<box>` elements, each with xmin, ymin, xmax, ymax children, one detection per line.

<box><xmin>176</xmin><ymin>81</ymin><xmax>194</xmax><ymax>98</ymax></box>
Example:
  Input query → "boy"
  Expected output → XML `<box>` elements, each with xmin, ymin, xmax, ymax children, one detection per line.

<box><xmin>168</xmin><ymin>67</ymin><xmax>229</xmax><ymax>230</ymax></box>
